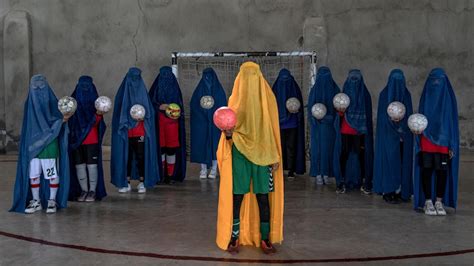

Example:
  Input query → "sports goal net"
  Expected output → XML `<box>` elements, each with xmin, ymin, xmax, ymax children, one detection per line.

<box><xmin>172</xmin><ymin>51</ymin><xmax>317</xmax><ymax>158</ymax></box>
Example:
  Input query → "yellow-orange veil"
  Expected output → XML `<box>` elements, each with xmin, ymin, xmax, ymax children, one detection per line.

<box><xmin>216</xmin><ymin>61</ymin><xmax>284</xmax><ymax>250</ymax></box>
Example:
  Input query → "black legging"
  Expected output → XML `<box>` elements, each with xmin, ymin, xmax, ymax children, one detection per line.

<box><xmin>161</xmin><ymin>147</ymin><xmax>177</xmax><ymax>157</ymax></box>
<box><xmin>127</xmin><ymin>137</ymin><xmax>145</xmax><ymax>178</ymax></box>
<box><xmin>340</xmin><ymin>134</ymin><xmax>365</xmax><ymax>182</ymax></box>
<box><xmin>281</xmin><ymin>128</ymin><xmax>297</xmax><ymax>175</ymax></box>
<box><xmin>233</xmin><ymin>193</ymin><xmax>270</xmax><ymax>223</ymax></box>
<box><xmin>421</xmin><ymin>167</ymin><xmax>447</xmax><ymax>199</ymax></box>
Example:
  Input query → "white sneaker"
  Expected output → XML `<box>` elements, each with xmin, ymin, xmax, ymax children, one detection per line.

<box><xmin>199</xmin><ymin>169</ymin><xmax>208</xmax><ymax>179</ymax></box>
<box><xmin>208</xmin><ymin>169</ymin><xmax>217</xmax><ymax>179</ymax></box>
<box><xmin>25</xmin><ymin>199</ymin><xmax>42</xmax><ymax>214</ymax></box>
<box><xmin>46</xmin><ymin>200</ymin><xmax>57</xmax><ymax>214</ymax></box>
<box><xmin>316</xmin><ymin>175</ymin><xmax>324</xmax><ymax>185</ymax></box>
<box><xmin>118</xmin><ymin>184</ymin><xmax>131</xmax><ymax>193</ymax></box>
<box><xmin>323</xmin><ymin>176</ymin><xmax>331</xmax><ymax>185</ymax></box>
<box><xmin>137</xmin><ymin>182</ymin><xmax>146</xmax><ymax>194</ymax></box>
<box><xmin>435</xmin><ymin>201</ymin><xmax>446</xmax><ymax>216</ymax></box>
<box><xmin>424</xmin><ymin>200</ymin><xmax>437</xmax><ymax>216</ymax></box>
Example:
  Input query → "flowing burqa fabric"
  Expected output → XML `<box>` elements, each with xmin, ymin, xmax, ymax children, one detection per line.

<box><xmin>216</xmin><ymin>62</ymin><xmax>284</xmax><ymax>250</ymax></box>
<box><xmin>10</xmin><ymin>75</ymin><xmax>70</xmax><ymax>212</ymax></box>
<box><xmin>68</xmin><ymin>76</ymin><xmax>107</xmax><ymax>200</ymax></box>
<box><xmin>373</xmin><ymin>69</ymin><xmax>413</xmax><ymax>200</ymax></box>
<box><xmin>413</xmin><ymin>68</ymin><xmax>459</xmax><ymax>209</ymax></box>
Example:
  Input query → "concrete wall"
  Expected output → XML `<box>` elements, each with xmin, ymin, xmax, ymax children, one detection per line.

<box><xmin>1</xmin><ymin>0</ymin><xmax>473</xmax><ymax>151</ymax></box>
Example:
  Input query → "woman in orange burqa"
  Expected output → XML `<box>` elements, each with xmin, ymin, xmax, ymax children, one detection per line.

<box><xmin>216</xmin><ymin>62</ymin><xmax>284</xmax><ymax>254</ymax></box>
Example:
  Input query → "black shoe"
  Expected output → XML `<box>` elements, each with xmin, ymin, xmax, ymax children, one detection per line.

<box><xmin>360</xmin><ymin>186</ymin><xmax>372</xmax><ymax>195</ymax></box>
<box><xmin>162</xmin><ymin>175</ymin><xmax>170</xmax><ymax>184</ymax></box>
<box><xmin>383</xmin><ymin>192</ymin><xmax>399</xmax><ymax>204</ymax></box>
<box><xmin>394</xmin><ymin>192</ymin><xmax>410</xmax><ymax>202</ymax></box>
<box><xmin>227</xmin><ymin>239</ymin><xmax>239</xmax><ymax>254</ymax></box>
<box><xmin>336</xmin><ymin>183</ymin><xmax>346</xmax><ymax>194</ymax></box>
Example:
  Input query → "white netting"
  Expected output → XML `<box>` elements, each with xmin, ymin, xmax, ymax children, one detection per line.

<box><xmin>177</xmin><ymin>55</ymin><xmax>314</xmax><ymax>159</ymax></box>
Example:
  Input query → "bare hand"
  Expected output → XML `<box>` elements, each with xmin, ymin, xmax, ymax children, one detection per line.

<box><xmin>449</xmin><ymin>150</ymin><xmax>454</xmax><ymax>159</ymax></box>
<box><xmin>271</xmin><ymin>163</ymin><xmax>279</xmax><ymax>172</ymax></box>
<box><xmin>337</xmin><ymin>108</ymin><xmax>346</xmax><ymax>113</ymax></box>
<box><xmin>159</xmin><ymin>104</ymin><xmax>169</xmax><ymax>111</ymax></box>
<box><xmin>224</xmin><ymin>127</ymin><xmax>234</xmax><ymax>137</ymax></box>
<box><xmin>63</xmin><ymin>113</ymin><xmax>73</xmax><ymax>122</ymax></box>
<box><xmin>413</xmin><ymin>130</ymin><xmax>423</xmax><ymax>135</ymax></box>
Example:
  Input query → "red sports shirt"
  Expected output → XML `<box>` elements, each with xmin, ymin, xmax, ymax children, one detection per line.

<box><xmin>82</xmin><ymin>114</ymin><xmax>102</xmax><ymax>145</ymax></box>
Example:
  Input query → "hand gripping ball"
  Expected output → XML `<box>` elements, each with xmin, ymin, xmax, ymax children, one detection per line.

<box><xmin>130</xmin><ymin>104</ymin><xmax>146</xmax><ymax>121</ymax></box>
<box><xmin>58</xmin><ymin>96</ymin><xmax>77</xmax><ymax>115</ymax></box>
<box><xmin>311</xmin><ymin>103</ymin><xmax>327</xmax><ymax>120</ymax></box>
<box><xmin>213</xmin><ymin>107</ymin><xmax>236</xmax><ymax>131</ymax></box>
<box><xmin>95</xmin><ymin>96</ymin><xmax>112</xmax><ymax>113</ymax></box>
<box><xmin>165</xmin><ymin>103</ymin><xmax>181</xmax><ymax>120</ymax></box>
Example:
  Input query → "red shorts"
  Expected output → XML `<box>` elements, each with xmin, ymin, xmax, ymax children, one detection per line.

<box><xmin>159</xmin><ymin>112</ymin><xmax>180</xmax><ymax>148</ymax></box>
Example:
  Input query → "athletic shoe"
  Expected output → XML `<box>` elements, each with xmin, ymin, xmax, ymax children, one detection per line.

<box><xmin>118</xmin><ymin>184</ymin><xmax>131</xmax><ymax>193</ymax></box>
<box><xmin>25</xmin><ymin>199</ymin><xmax>42</xmax><ymax>214</ymax></box>
<box><xmin>208</xmin><ymin>169</ymin><xmax>217</xmax><ymax>179</ymax></box>
<box><xmin>360</xmin><ymin>186</ymin><xmax>372</xmax><ymax>195</ymax></box>
<box><xmin>199</xmin><ymin>169</ymin><xmax>207</xmax><ymax>179</ymax></box>
<box><xmin>424</xmin><ymin>200</ymin><xmax>437</xmax><ymax>216</ymax></box>
<box><xmin>383</xmin><ymin>192</ymin><xmax>399</xmax><ymax>204</ymax></box>
<box><xmin>46</xmin><ymin>200</ymin><xmax>57</xmax><ymax>214</ymax></box>
<box><xmin>435</xmin><ymin>201</ymin><xmax>446</xmax><ymax>216</ymax></box>
<box><xmin>323</xmin><ymin>176</ymin><xmax>331</xmax><ymax>185</ymax></box>
<box><xmin>85</xmin><ymin>191</ymin><xmax>96</xmax><ymax>202</ymax></box>
<box><xmin>336</xmin><ymin>183</ymin><xmax>346</xmax><ymax>194</ymax></box>
<box><xmin>288</xmin><ymin>172</ymin><xmax>295</xmax><ymax>181</ymax></box>
<box><xmin>137</xmin><ymin>182</ymin><xmax>146</xmax><ymax>194</ymax></box>
<box><xmin>77</xmin><ymin>191</ymin><xmax>88</xmax><ymax>202</ymax></box>
<box><xmin>227</xmin><ymin>239</ymin><xmax>239</xmax><ymax>254</ymax></box>
<box><xmin>260</xmin><ymin>240</ymin><xmax>276</xmax><ymax>254</ymax></box>
<box><xmin>316</xmin><ymin>175</ymin><xmax>324</xmax><ymax>185</ymax></box>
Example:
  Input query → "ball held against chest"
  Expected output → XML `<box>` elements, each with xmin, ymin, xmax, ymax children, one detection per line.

<box><xmin>311</xmin><ymin>103</ymin><xmax>327</xmax><ymax>120</ymax></box>
<box><xmin>286</xmin><ymin>97</ymin><xmax>301</xmax><ymax>113</ymax></box>
<box><xmin>387</xmin><ymin>101</ymin><xmax>406</xmax><ymax>121</ymax></box>
<box><xmin>333</xmin><ymin>93</ymin><xmax>350</xmax><ymax>112</ymax></box>
<box><xmin>95</xmin><ymin>96</ymin><xmax>112</xmax><ymax>113</ymax></box>
<box><xmin>408</xmin><ymin>113</ymin><xmax>428</xmax><ymax>134</ymax></box>
<box><xmin>165</xmin><ymin>103</ymin><xmax>181</xmax><ymax>120</ymax></box>
<box><xmin>58</xmin><ymin>96</ymin><xmax>77</xmax><ymax>115</ymax></box>
<box><xmin>200</xmin><ymin>96</ymin><xmax>215</xmax><ymax>109</ymax></box>
<box><xmin>130</xmin><ymin>104</ymin><xmax>146</xmax><ymax>121</ymax></box>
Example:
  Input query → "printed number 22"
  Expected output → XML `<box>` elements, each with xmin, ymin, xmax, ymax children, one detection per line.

<box><xmin>46</xmin><ymin>168</ymin><xmax>55</xmax><ymax>177</ymax></box>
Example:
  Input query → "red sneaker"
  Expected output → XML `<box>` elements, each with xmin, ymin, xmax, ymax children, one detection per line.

<box><xmin>261</xmin><ymin>240</ymin><xmax>276</xmax><ymax>254</ymax></box>
<box><xmin>227</xmin><ymin>239</ymin><xmax>239</xmax><ymax>254</ymax></box>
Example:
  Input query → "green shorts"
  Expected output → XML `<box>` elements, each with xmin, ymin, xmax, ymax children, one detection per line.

<box><xmin>232</xmin><ymin>145</ymin><xmax>271</xmax><ymax>195</ymax></box>
<box><xmin>37</xmin><ymin>139</ymin><xmax>59</xmax><ymax>159</ymax></box>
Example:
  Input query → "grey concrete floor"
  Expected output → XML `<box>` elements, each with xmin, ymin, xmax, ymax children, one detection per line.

<box><xmin>0</xmin><ymin>150</ymin><xmax>473</xmax><ymax>265</ymax></box>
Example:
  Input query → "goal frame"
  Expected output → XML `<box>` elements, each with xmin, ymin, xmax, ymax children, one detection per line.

<box><xmin>171</xmin><ymin>51</ymin><xmax>318</xmax><ymax>89</ymax></box>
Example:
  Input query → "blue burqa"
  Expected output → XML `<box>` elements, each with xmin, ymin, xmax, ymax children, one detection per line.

<box><xmin>10</xmin><ymin>75</ymin><xmax>70</xmax><ymax>213</ymax></box>
<box><xmin>373</xmin><ymin>69</ymin><xmax>413</xmax><ymax>200</ymax></box>
<box><xmin>333</xmin><ymin>69</ymin><xmax>374</xmax><ymax>189</ymax></box>
<box><xmin>149</xmin><ymin>66</ymin><xmax>187</xmax><ymax>182</ymax></box>
<box><xmin>68</xmin><ymin>76</ymin><xmax>107</xmax><ymax>200</ymax></box>
<box><xmin>413</xmin><ymin>68</ymin><xmax>459</xmax><ymax>209</ymax></box>
<box><xmin>190</xmin><ymin>68</ymin><xmax>227</xmax><ymax>166</ymax></box>
<box><xmin>308</xmin><ymin>66</ymin><xmax>340</xmax><ymax>177</ymax></box>
<box><xmin>111</xmin><ymin>67</ymin><xmax>159</xmax><ymax>188</ymax></box>
<box><xmin>271</xmin><ymin>69</ymin><xmax>306</xmax><ymax>175</ymax></box>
